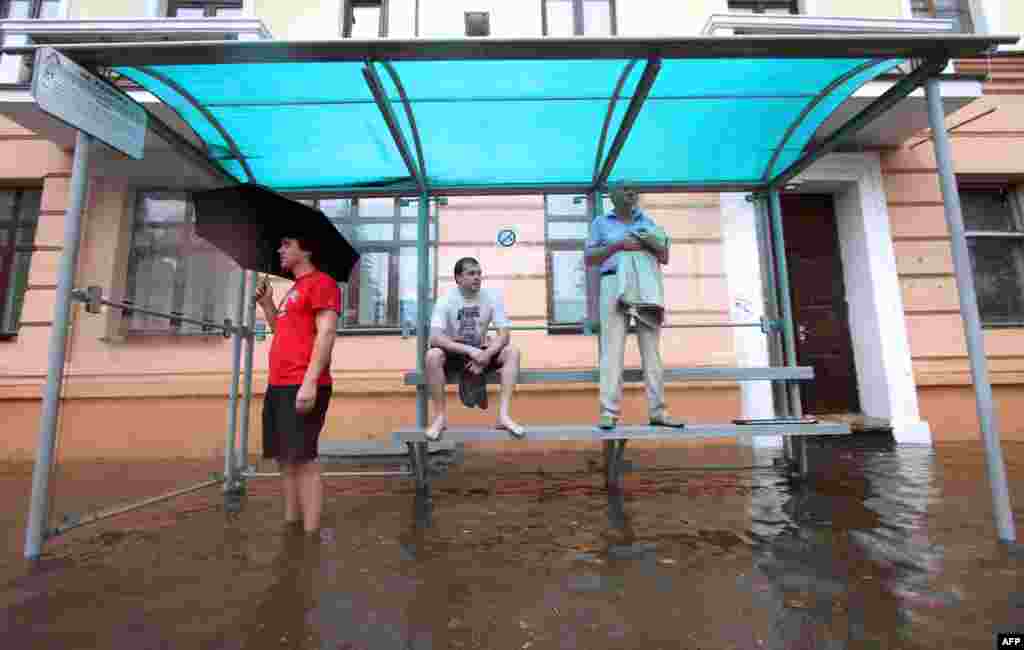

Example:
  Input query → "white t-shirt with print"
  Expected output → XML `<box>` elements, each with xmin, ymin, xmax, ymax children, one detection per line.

<box><xmin>430</xmin><ymin>287</ymin><xmax>510</xmax><ymax>347</ymax></box>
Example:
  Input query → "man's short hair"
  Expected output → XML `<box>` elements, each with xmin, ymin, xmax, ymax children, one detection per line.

<box><xmin>282</xmin><ymin>234</ymin><xmax>321</xmax><ymax>270</ymax></box>
<box><xmin>454</xmin><ymin>257</ymin><xmax>480</xmax><ymax>278</ymax></box>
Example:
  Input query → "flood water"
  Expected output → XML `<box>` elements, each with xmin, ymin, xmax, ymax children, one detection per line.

<box><xmin>1</xmin><ymin>435</ymin><xmax>1022</xmax><ymax>649</ymax></box>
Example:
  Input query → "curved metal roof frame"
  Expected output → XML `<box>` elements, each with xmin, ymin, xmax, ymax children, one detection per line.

<box><xmin>4</xmin><ymin>34</ymin><xmax>1015</xmax><ymax>197</ymax></box>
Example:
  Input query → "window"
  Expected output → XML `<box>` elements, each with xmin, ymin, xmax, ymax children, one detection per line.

<box><xmin>317</xmin><ymin>197</ymin><xmax>437</xmax><ymax>331</ymax></box>
<box><xmin>544</xmin><ymin>194</ymin><xmax>610</xmax><ymax>330</ymax></box>
<box><xmin>465</xmin><ymin>11</ymin><xmax>490</xmax><ymax>37</ymax></box>
<box><xmin>167</xmin><ymin>1</ymin><xmax>244</xmax><ymax>18</ymax></box>
<box><xmin>911</xmin><ymin>0</ymin><xmax>973</xmax><ymax>33</ymax></box>
<box><xmin>343</xmin><ymin>0</ymin><xmax>386</xmax><ymax>38</ymax></box>
<box><xmin>726</xmin><ymin>0</ymin><xmax>799</xmax><ymax>14</ymax></box>
<box><xmin>962</xmin><ymin>186</ymin><xmax>1024</xmax><ymax>326</ymax></box>
<box><xmin>0</xmin><ymin>189</ymin><xmax>41</xmax><ymax>335</ymax></box>
<box><xmin>542</xmin><ymin>0</ymin><xmax>616</xmax><ymax>36</ymax></box>
<box><xmin>125</xmin><ymin>191</ymin><xmax>241</xmax><ymax>334</ymax></box>
<box><xmin>0</xmin><ymin>0</ymin><xmax>62</xmax><ymax>19</ymax></box>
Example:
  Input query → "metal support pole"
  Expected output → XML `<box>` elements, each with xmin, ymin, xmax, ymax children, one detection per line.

<box><xmin>753</xmin><ymin>195</ymin><xmax>788</xmax><ymax>420</ymax></box>
<box><xmin>589</xmin><ymin>190</ymin><xmax>602</xmax><ymax>348</ymax></box>
<box><xmin>415</xmin><ymin>193</ymin><xmax>430</xmax><ymax>430</ymax></box>
<box><xmin>24</xmin><ymin>131</ymin><xmax>93</xmax><ymax>561</ymax></box>
<box><xmin>767</xmin><ymin>189</ymin><xmax>806</xmax><ymax>474</ymax></box>
<box><xmin>238</xmin><ymin>270</ymin><xmax>258</xmax><ymax>474</ymax></box>
<box><xmin>414</xmin><ymin>191</ymin><xmax>431</xmax><ymax>490</ymax></box>
<box><xmin>223</xmin><ymin>268</ymin><xmax>246</xmax><ymax>489</ymax></box>
<box><xmin>926</xmin><ymin>78</ymin><xmax>1015</xmax><ymax>542</ymax></box>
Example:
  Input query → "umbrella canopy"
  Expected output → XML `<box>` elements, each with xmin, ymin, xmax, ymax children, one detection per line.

<box><xmin>191</xmin><ymin>183</ymin><xmax>360</xmax><ymax>283</ymax></box>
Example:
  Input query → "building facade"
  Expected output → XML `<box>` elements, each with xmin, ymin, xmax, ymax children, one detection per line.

<box><xmin>1</xmin><ymin>0</ymin><xmax>1022</xmax><ymax>461</ymax></box>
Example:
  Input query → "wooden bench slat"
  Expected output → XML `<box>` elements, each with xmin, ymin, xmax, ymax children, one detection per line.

<box><xmin>392</xmin><ymin>421</ymin><xmax>849</xmax><ymax>443</ymax></box>
<box><xmin>403</xmin><ymin>366</ymin><xmax>814</xmax><ymax>386</ymax></box>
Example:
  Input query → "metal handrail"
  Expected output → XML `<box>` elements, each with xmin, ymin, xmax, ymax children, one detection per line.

<box><xmin>71</xmin><ymin>286</ymin><xmax>242</xmax><ymax>337</ymax></box>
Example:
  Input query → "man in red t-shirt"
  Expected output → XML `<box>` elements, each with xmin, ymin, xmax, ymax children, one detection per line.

<box><xmin>254</xmin><ymin>234</ymin><xmax>341</xmax><ymax>536</ymax></box>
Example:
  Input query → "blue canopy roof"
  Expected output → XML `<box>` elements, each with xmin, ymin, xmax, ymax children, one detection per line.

<box><xmin>43</xmin><ymin>35</ymin><xmax>1012</xmax><ymax>195</ymax></box>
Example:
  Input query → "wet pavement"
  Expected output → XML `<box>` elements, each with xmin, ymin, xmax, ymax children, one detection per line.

<box><xmin>1</xmin><ymin>435</ymin><xmax>1022</xmax><ymax>649</ymax></box>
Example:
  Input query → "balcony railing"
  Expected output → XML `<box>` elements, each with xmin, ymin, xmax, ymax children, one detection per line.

<box><xmin>702</xmin><ymin>13</ymin><xmax>955</xmax><ymax>36</ymax></box>
<box><xmin>0</xmin><ymin>17</ymin><xmax>272</xmax><ymax>85</ymax></box>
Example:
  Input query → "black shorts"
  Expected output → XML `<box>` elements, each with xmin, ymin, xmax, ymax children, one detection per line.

<box><xmin>442</xmin><ymin>348</ymin><xmax>505</xmax><ymax>380</ymax></box>
<box><xmin>262</xmin><ymin>384</ymin><xmax>332</xmax><ymax>464</ymax></box>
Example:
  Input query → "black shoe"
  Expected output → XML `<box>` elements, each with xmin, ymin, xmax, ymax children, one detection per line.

<box><xmin>649</xmin><ymin>416</ymin><xmax>686</xmax><ymax>428</ymax></box>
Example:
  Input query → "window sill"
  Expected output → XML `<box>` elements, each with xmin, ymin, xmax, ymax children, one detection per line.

<box><xmin>0</xmin><ymin>331</ymin><xmax>17</xmax><ymax>341</ymax></box>
<box><xmin>547</xmin><ymin>323</ymin><xmax>585</xmax><ymax>335</ymax></box>
<box><xmin>337</xmin><ymin>327</ymin><xmax>404</xmax><ymax>336</ymax></box>
<box><xmin>122</xmin><ymin>329</ymin><xmax>233</xmax><ymax>338</ymax></box>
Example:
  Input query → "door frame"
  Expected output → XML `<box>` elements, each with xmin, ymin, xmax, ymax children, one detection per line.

<box><xmin>722</xmin><ymin>152</ymin><xmax>932</xmax><ymax>445</ymax></box>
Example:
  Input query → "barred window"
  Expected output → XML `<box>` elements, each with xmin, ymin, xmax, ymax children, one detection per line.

<box><xmin>0</xmin><ymin>188</ymin><xmax>41</xmax><ymax>335</ymax></box>
<box><xmin>125</xmin><ymin>191</ymin><xmax>240</xmax><ymax>334</ymax></box>
<box><xmin>962</xmin><ymin>186</ymin><xmax>1024</xmax><ymax>326</ymax></box>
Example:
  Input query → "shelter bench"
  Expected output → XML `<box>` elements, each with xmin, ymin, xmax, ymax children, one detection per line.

<box><xmin>396</xmin><ymin>366</ymin><xmax>849</xmax><ymax>491</ymax></box>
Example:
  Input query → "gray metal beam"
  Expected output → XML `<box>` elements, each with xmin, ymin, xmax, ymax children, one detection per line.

<box><xmin>762</xmin><ymin>58</ymin><xmax>888</xmax><ymax>181</ymax></box>
<box><xmin>378</xmin><ymin>60</ymin><xmax>428</xmax><ymax>184</ymax></box>
<box><xmin>238</xmin><ymin>270</ymin><xmax>258</xmax><ymax>475</ymax></box>
<box><xmin>135</xmin><ymin>65</ymin><xmax>256</xmax><ymax>183</ymax></box>
<box><xmin>925</xmin><ymin>77</ymin><xmax>1016</xmax><ymax>543</ymax></box>
<box><xmin>767</xmin><ymin>189</ymin><xmax>805</xmax><ymax>474</ymax></box>
<box><xmin>415</xmin><ymin>190</ymin><xmax>430</xmax><ymax>430</ymax></box>
<box><xmin>403</xmin><ymin>366</ymin><xmax>815</xmax><ymax>385</ymax></box>
<box><xmin>592</xmin><ymin>59</ymin><xmax>639</xmax><ymax>182</ymax></box>
<box><xmin>392</xmin><ymin>421</ymin><xmax>850</xmax><ymax>443</ymax></box>
<box><xmin>6</xmin><ymin>34</ymin><xmax>1013</xmax><ymax>67</ymax></box>
<box><xmin>223</xmin><ymin>268</ymin><xmax>246</xmax><ymax>489</ymax></box>
<box><xmin>24</xmin><ymin>131</ymin><xmax>93</xmax><ymax>561</ymax></box>
<box><xmin>594</xmin><ymin>58</ymin><xmax>661</xmax><ymax>189</ymax></box>
<box><xmin>771</xmin><ymin>57</ymin><xmax>948</xmax><ymax>188</ymax></box>
<box><xmin>278</xmin><ymin>181</ymin><xmax>763</xmax><ymax>200</ymax></box>
<box><xmin>362</xmin><ymin>63</ymin><xmax>426</xmax><ymax>193</ymax></box>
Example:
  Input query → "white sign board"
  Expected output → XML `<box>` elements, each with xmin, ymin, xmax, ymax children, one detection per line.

<box><xmin>31</xmin><ymin>47</ymin><xmax>147</xmax><ymax>160</ymax></box>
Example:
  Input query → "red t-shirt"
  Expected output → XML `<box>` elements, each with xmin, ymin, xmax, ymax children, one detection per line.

<box><xmin>268</xmin><ymin>270</ymin><xmax>342</xmax><ymax>386</ymax></box>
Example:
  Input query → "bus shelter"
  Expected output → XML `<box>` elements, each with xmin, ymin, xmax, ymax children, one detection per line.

<box><xmin>4</xmin><ymin>34</ymin><xmax>1017</xmax><ymax>560</ymax></box>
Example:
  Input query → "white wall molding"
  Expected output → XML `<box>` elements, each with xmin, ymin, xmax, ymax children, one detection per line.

<box><xmin>795</xmin><ymin>152</ymin><xmax>932</xmax><ymax>445</ymax></box>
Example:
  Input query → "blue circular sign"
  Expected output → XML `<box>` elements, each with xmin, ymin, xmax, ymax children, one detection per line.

<box><xmin>497</xmin><ymin>228</ymin><xmax>517</xmax><ymax>247</ymax></box>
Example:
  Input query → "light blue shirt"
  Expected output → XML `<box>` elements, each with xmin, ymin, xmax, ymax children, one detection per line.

<box><xmin>585</xmin><ymin>208</ymin><xmax>658</xmax><ymax>276</ymax></box>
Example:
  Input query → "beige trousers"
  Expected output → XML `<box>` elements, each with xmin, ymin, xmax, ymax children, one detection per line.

<box><xmin>599</xmin><ymin>275</ymin><xmax>666</xmax><ymax>419</ymax></box>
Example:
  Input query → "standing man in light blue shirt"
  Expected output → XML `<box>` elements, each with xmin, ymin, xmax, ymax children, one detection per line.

<box><xmin>584</xmin><ymin>181</ymin><xmax>684</xmax><ymax>430</ymax></box>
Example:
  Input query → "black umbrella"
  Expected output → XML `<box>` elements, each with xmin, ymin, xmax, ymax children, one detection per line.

<box><xmin>191</xmin><ymin>183</ymin><xmax>360</xmax><ymax>283</ymax></box>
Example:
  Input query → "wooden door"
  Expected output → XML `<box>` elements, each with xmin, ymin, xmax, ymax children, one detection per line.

<box><xmin>780</xmin><ymin>194</ymin><xmax>860</xmax><ymax>414</ymax></box>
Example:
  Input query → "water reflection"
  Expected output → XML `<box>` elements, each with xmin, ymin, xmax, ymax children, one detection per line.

<box><xmin>233</xmin><ymin>531</ymin><xmax>321</xmax><ymax>650</ymax></box>
<box><xmin>1</xmin><ymin>437</ymin><xmax>1020</xmax><ymax>649</ymax></box>
<box><xmin>746</xmin><ymin>435</ymin><xmax>947</xmax><ymax>649</ymax></box>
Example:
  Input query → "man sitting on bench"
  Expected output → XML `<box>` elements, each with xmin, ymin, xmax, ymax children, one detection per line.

<box><xmin>423</xmin><ymin>257</ymin><xmax>524</xmax><ymax>441</ymax></box>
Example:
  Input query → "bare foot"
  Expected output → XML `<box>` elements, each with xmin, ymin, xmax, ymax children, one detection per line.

<box><xmin>425</xmin><ymin>415</ymin><xmax>447</xmax><ymax>441</ymax></box>
<box><xmin>496</xmin><ymin>416</ymin><xmax>525</xmax><ymax>439</ymax></box>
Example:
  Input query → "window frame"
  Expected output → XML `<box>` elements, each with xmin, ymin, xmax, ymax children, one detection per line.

<box><xmin>0</xmin><ymin>0</ymin><xmax>61</xmax><ymax>19</ymax></box>
<box><xmin>123</xmin><ymin>189</ymin><xmax>241</xmax><ymax>337</ymax></box>
<box><xmin>910</xmin><ymin>0</ymin><xmax>974</xmax><ymax>33</ymax></box>
<box><xmin>166</xmin><ymin>0</ymin><xmax>244</xmax><ymax>18</ymax></box>
<box><xmin>726</xmin><ymin>0</ymin><xmax>799</xmax><ymax>14</ymax></box>
<box><xmin>541</xmin><ymin>0</ymin><xmax>617</xmax><ymax>37</ymax></box>
<box><xmin>321</xmin><ymin>196</ymin><xmax>439</xmax><ymax>335</ymax></box>
<box><xmin>961</xmin><ymin>183</ymin><xmax>1024</xmax><ymax>328</ymax></box>
<box><xmin>544</xmin><ymin>193</ymin><xmax>601</xmax><ymax>334</ymax></box>
<box><xmin>0</xmin><ymin>187</ymin><xmax>41</xmax><ymax>338</ymax></box>
<box><xmin>464</xmin><ymin>11</ymin><xmax>490</xmax><ymax>37</ymax></box>
<box><xmin>342</xmin><ymin>0</ymin><xmax>388</xmax><ymax>38</ymax></box>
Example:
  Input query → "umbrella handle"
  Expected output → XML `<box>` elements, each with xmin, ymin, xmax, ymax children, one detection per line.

<box><xmin>254</xmin><ymin>274</ymin><xmax>271</xmax><ymax>303</ymax></box>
